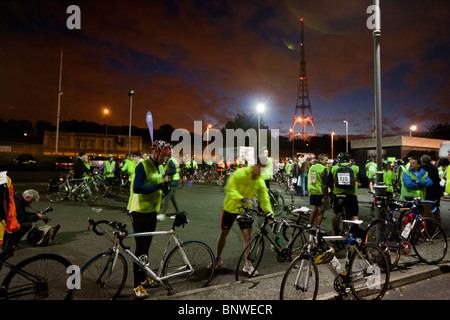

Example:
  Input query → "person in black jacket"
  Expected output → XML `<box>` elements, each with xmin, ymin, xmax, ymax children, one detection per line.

<box><xmin>420</xmin><ymin>155</ymin><xmax>443</xmax><ymax>222</ymax></box>
<box><xmin>74</xmin><ymin>151</ymin><xmax>90</xmax><ymax>179</ymax></box>
<box><xmin>8</xmin><ymin>190</ymin><xmax>46</xmax><ymax>247</ymax></box>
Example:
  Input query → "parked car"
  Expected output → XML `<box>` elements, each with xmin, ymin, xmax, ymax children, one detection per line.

<box><xmin>88</xmin><ymin>155</ymin><xmax>106</xmax><ymax>168</ymax></box>
<box><xmin>13</xmin><ymin>154</ymin><xmax>37</xmax><ymax>170</ymax></box>
<box><xmin>54</xmin><ymin>156</ymin><xmax>74</xmax><ymax>171</ymax></box>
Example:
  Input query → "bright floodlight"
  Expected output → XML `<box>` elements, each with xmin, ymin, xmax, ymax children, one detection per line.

<box><xmin>256</xmin><ymin>103</ymin><xmax>265</xmax><ymax>113</ymax></box>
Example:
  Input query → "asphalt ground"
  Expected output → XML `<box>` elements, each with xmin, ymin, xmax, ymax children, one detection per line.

<box><xmin>4</xmin><ymin>169</ymin><xmax>450</xmax><ymax>307</ymax></box>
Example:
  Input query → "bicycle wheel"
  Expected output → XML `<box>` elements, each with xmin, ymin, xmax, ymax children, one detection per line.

<box><xmin>280</xmin><ymin>254</ymin><xmax>318</xmax><ymax>300</ymax></box>
<box><xmin>75</xmin><ymin>250</ymin><xmax>128</xmax><ymax>300</ymax></box>
<box><xmin>348</xmin><ymin>242</ymin><xmax>390</xmax><ymax>300</ymax></box>
<box><xmin>411</xmin><ymin>217</ymin><xmax>447</xmax><ymax>264</ymax></box>
<box><xmin>2</xmin><ymin>253</ymin><xmax>74</xmax><ymax>300</ymax></box>
<box><xmin>46</xmin><ymin>183</ymin><xmax>69</xmax><ymax>203</ymax></box>
<box><xmin>80</xmin><ymin>179</ymin><xmax>99</xmax><ymax>204</ymax></box>
<box><xmin>271</xmin><ymin>191</ymin><xmax>285</xmax><ymax>216</ymax></box>
<box><xmin>162</xmin><ymin>240</ymin><xmax>215</xmax><ymax>294</ymax></box>
<box><xmin>285</xmin><ymin>226</ymin><xmax>308</xmax><ymax>260</ymax></box>
<box><xmin>365</xmin><ymin>220</ymin><xmax>401</xmax><ymax>271</ymax></box>
<box><xmin>235</xmin><ymin>234</ymin><xmax>265</xmax><ymax>281</ymax></box>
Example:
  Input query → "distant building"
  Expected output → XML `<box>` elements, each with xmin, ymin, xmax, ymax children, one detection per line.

<box><xmin>351</xmin><ymin>136</ymin><xmax>445</xmax><ymax>166</ymax></box>
<box><xmin>43</xmin><ymin>131</ymin><xmax>143</xmax><ymax>157</ymax></box>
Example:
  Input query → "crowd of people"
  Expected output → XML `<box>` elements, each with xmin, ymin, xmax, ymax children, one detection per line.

<box><xmin>0</xmin><ymin>141</ymin><xmax>449</xmax><ymax>299</ymax></box>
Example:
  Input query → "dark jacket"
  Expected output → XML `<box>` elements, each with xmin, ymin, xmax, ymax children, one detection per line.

<box><xmin>13</xmin><ymin>194</ymin><xmax>38</xmax><ymax>224</ymax></box>
<box><xmin>422</xmin><ymin>163</ymin><xmax>443</xmax><ymax>200</ymax></box>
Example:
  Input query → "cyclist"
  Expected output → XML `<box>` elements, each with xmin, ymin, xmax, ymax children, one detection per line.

<box><xmin>307</xmin><ymin>153</ymin><xmax>330</xmax><ymax>226</ymax></box>
<box><xmin>74</xmin><ymin>151</ymin><xmax>90</xmax><ymax>179</ymax></box>
<box><xmin>127</xmin><ymin>140</ymin><xmax>171</xmax><ymax>299</ymax></box>
<box><xmin>157</xmin><ymin>152</ymin><xmax>181</xmax><ymax>222</ymax></box>
<box><xmin>99</xmin><ymin>154</ymin><xmax>116</xmax><ymax>195</ymax></box>
<box><xmin>365</xmin><ymin>158</ymin><xmax>377</xmax><ymax>193</ymax></box>
<box><xmin>0</xmin><ymin>173</ymin><xmax>20</xmax><ymax>249</ymax></box>
<box><xmin>260</xmin><ymin>147</ymin><xmax>273</xmax><ymax>190</ymax></box>
<box><xmin>327</xmin><ymin>152</ymin><xmax>368</xmax><ymax>235</ymax></box>
<box><xmin>400</xmin><ymin>156</ymin><xmax>432</xmax><ymax>201</ymax></box>
<box><xmin>214</xmin><ymin>156</ymin><xmax>274</xmax><ymax>273</ymax></box>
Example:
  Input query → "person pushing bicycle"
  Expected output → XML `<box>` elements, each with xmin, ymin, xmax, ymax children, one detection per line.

<box><xmin>214</xmin><ymin>155</ymin><xmax>274</xmax><ymax>273</ymax></box>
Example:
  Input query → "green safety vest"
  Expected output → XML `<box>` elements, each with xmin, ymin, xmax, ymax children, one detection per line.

<box><xmin>307</xmin><ymin>163</ymin><xmax>327</xmax><ymax>195</ymax></box>
<box><xmin>383</xmin><ymin>169</ymin><xmax>395</xmax><ymax>193</ymax></box>
<box><xmin>127</xmin><ymin>159</ymin><xmax>163</xmax><ymax>213</ymax></box>
<box><xmin>122</xmin><ymin>159</ymin><xmax>136</xmax><ymax>181</ymax></box>
<box><xmin>261</xmin><ymin>157</ymin><xmax>273</xmax><ymax>181</ymax></box>
<box><xmin>330</xmin><ymin>162</ymin><xmax>359</xmax><ymax>195</ymax></box>
<box><xmin>365</xmin><ymin>162</ymin><xmax>377</xmax><ymax>179</ymax></box>
<box><xmin>83</xmin><ymin>162</ymin><xmax>91</xmax><ymax>180</ymax></box>
<box><xmin>103</xmin><ymin>161</ymin><xmax>115</xmax><ymax>178</ymax></box>
<box><xmin>400</xmin><ymin>169</ymin><xmax>428</xmax><ymax>200</ymax></box>
<box><xmin>165</xmin><ymin>157</ymin><xmax>180</xmax><ymax>182</ymax></box>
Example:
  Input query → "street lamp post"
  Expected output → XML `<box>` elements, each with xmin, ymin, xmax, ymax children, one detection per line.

<box><xmin>128</xmin><ymin>90</ymin><xmax>134</xmax><ymax>155</ymax></box>
<box><xmin>103</xmin><ymin>108</ymin><xmax>109</xmax><ymax>154</ymax></box>
<box><xmin>331</xmin><ymin>132</ymin><xmax>335</xmax><ymax>160</ymax></box>
<box><xmin>256</xmin><ymin>103</ymin><xmax>265</xmax><ymax>153</ymax></box>
<box><xmin>206</xmin><ymin>124</ymin><xmax>212</xmax><ymax>160</ymax></box>
<box><xmin>343</xmin><ymin>118</ymin><xmax>349</xmax><ymax>153</ymax></box>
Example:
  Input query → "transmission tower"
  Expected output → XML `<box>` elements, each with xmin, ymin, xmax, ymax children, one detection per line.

<box><xmin>290</xmin><ymin>18</ymin><xmax>317</xmax><ymax>141</ymax></box>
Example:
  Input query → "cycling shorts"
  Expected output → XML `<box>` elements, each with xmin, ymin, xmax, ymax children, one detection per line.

<box><xmin>220</xmin><ymin>210</ymin><xmax>252</xmax><ymax>230</ymax></box>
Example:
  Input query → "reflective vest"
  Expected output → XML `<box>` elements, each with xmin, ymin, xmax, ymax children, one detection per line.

<box><xmin>330</xmin><ymin>162</ymin><xmax>359</xmax><ymax>195</ymax></box>
<box><xmin>308</xmin><ymin>163</ymin><xmax>327</xmax><ymax>195</ymax></box>
<box><xmin>383</xmin><ymin>169</ymin><xmax>395</xmax><ymax>193</ymax></box>
<box><xmin>0</xmin><ymin>176</ymin><xmax>20</xmax><ymax>246</ymax></box>
<box><xmin>260</xmin><ymin>157</ymin><xmax>273</xmax><ymax>181</ymax></box>
<box><xmin>165</xmin><ymin>157</ymin><xmax>180</xmax><ymax>182</ymax></box>
<box><xmin>122</xmin><ymin>159</ymin><xmax>136</xmax><ymax>181</ymax></box>
<box><xmin>103</xmin><ymin>161</ymin><xmax>116</xmax><ymax>178</ymax></box>
<box><xmin>400</xmin><ymin>169</ymin><xmax>428</xmax><ymax>200</ymax></box>
<box><xmin>223</xmin><ymin>166</ymin><xmax>273</xmax><ymax>214</ymax></box>
<box><xmin>83</xmin><ymin>161</ymin><xmax>91</xmax><ymax>179</ymax></box>
<box><xmin>127</xmin><ymin>159</ymin><xmax>163</xmax><ymax>213</ymax></box>
<box><xmin>217</xmin><ymin>160</ymin><xmax>225</xmax><ymax>172</ymax></box>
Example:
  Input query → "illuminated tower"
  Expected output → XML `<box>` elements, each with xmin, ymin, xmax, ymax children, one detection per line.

<box><xmin>290</xmin><ymin>18</ymin><xmax>317</xmax><ymax>141</ymax></box>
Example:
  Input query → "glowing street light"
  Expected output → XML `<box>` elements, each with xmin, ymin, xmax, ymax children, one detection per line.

<box><xmin>331</xmin><ymin>132</ymin><xmax>335</xmax><ymax>160</ymax></box>
<box><xmin>343</xmin><ymin>118</ymin><xmax>349</xmax><ymax>153</ymax></box>
<box><xmin>409</xmin><ymin>125</ymin><xmax>417</xmax><ymax>137</ymax></box>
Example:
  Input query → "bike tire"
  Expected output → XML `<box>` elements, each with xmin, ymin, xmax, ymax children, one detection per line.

<box><xmin>411</xmin><ymin>217</ymin><xmax>448</xmax><ymax>264</ymax></box>
<box><xmin>235</xmin><ymin>234</ymin><xmax>265</xmax><ymax>281</ymax></box>
<box><xmin>162</xmin><ymin>241</ymin><xmax>215</xmax><ymax>294</ymax></box>
<box><xmin>280</xmin><ymin>254</ymin><xmax>318</xmax><ymax>300</ymax></box>
<box><xmin>46</xmin><ymin>183</ymin><xmax>69</xmax><ymax>203</ymax></box>
<box><xmin>75</xmin><ymin>250</ymin><xmax>128</xmax><ymax>300</ymax></box>
<box><xmin>349</xmin><ymin>242</ymin><xmax>390</xmax><ymax>300</ymax></box>
<box><xmin>2</xmin><ymin>253</ymin><xmax>74</xmax><ymax>300</ymax></box>
<box><xmin>271</xmin><ymin>191</ymin><xmax>285</xmax><ymax>216</ymax></box>
<box><xmin>365</xmin><ymin>219</ymin><xmax>401</xmax><ymax>271</ymax></box>
<box><xmin>286</xmin><ymin>226</ymin><xmax>308</xmax><ymax>260</ymax></box>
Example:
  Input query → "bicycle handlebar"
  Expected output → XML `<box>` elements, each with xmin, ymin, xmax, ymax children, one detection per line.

<box><xmin>88</xmin><ymin>218</ymin><xmax>130</xmax><ymax>249</ymax></box>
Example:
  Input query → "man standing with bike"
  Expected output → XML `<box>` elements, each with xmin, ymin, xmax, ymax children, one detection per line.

<box><xmin>214</xmin><ymin>156</ymin><xmax>273</xmax><ymax>272</ymax></box>
<box><xmin>327</xmin><ymin>152</ymin><xmax>368</xmax><ymax>235</ymax></box>
<box><xmin>127</xmin><ymin>140</ymin><xmax>171</xmax><ymax>299</ymax></box>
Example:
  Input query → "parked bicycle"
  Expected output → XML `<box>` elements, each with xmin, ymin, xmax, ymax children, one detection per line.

<box><xmin>365</xmin><ymin>196</ymin><xmax>447</xmax><ymax>270</ymax></box>
<box><xmin>235</xmin><ymin>207</ymin><xmax>308</xmax><ymax>281</ymax></box>
<box><xmin>74</xmin><ymin>212</ymin><xmax>215</xmax><ymax>299</ymax></box>
<box><xmin>0</xmin><ymin>240</ymin><xmax>73</xmax><ymax>300</ymax></box>
<box><xmin>46</xmin><ymin>173</ymin><xmax>100</xmax><ymax>205</ymax></box>
<box><xmin>280</xmin><ymin>220</ymin><xmax>390</xmax><ymax>300</ymax></box>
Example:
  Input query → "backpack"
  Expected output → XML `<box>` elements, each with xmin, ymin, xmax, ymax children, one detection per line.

<box><xmin>334</xmin><ymin>164</ymin><xmax>356</xmax><ymax>189</ymax></box>
<box><xmin>27</xmin><ymin>224</ymin><xmax>60</xmax><ymax>246</ymax></box>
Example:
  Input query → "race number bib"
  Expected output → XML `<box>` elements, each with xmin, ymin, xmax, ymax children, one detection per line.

<box><xmin>337</xmin><ymin>172</ymin><xmax>351</xmax><ymax>185</ymax></box>
<box><xmin>310</xmin><ymin>172</ymin><xmax>317</xmax><ymax>184</ymax></box>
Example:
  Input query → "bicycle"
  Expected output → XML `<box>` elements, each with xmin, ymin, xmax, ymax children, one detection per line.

<box><xmin>235</xmin><ymin>207</ymin><xmax>309</xmax><ymax>281</ymax></box>
<box><xmin>365</xmin><ymin>196</ymin><xmax>447</xmax><ymax>270</ymax></box>
<box><xmin>280</xmin><ymin>220</ymin><xmax>390</xmax><ymax>300</ymax></box>
<box><xmin>75</xmin><ymin>212</ymin><xmax>216</xmax><ymax>299</ymax></box>
<box><xmin>253</xmin><ymin>188</ymin><xmax>285</xmax><ymax>216</ymax></box>
<box><xmin>0</xmin><ymin>238</ymin><xmax>73</xmax><ymax>300</ymax></box>
<box><xmin>46</xmin><ymin>173</ymin><xmax>100</xmax><ymax>205</ymax></box>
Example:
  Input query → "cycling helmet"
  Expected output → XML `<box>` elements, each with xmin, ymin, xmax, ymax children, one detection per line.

<box><xmin>151</xmin><ymin>140</ymin><xmax>172</xmax><ymax>153</ymax></box>
<box><xmin>314</xmin><ymin>247</ymin><xmax>336</xmax><ymax>265</ymax></box>
<box><xmin>337</xmin><ymin>152</ymin><xmax>350</xmax><ymax>162</ymax></box>
<box><xmin>382</xmin><ymin>160</ymin><xmax>392</xmax><ymax>167</ymax></box>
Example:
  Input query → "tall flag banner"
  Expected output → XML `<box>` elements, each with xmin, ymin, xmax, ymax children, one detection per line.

<box><xmin>146</xmin><ymin>111</ymin><xmax>154</xmax><ymax>142</ymax></box>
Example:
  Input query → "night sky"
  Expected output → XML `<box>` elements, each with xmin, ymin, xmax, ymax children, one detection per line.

<box><xmin>1</xmin><ymin>0</ymin><xmax>449</xmax><ymax>138</ymax></box>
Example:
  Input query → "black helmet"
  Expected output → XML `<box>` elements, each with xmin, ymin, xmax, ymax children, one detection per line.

<box><xmin>337</xmin><ymin>152</ymin><xmax>350</xmax><ymax>161</ymax></box>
